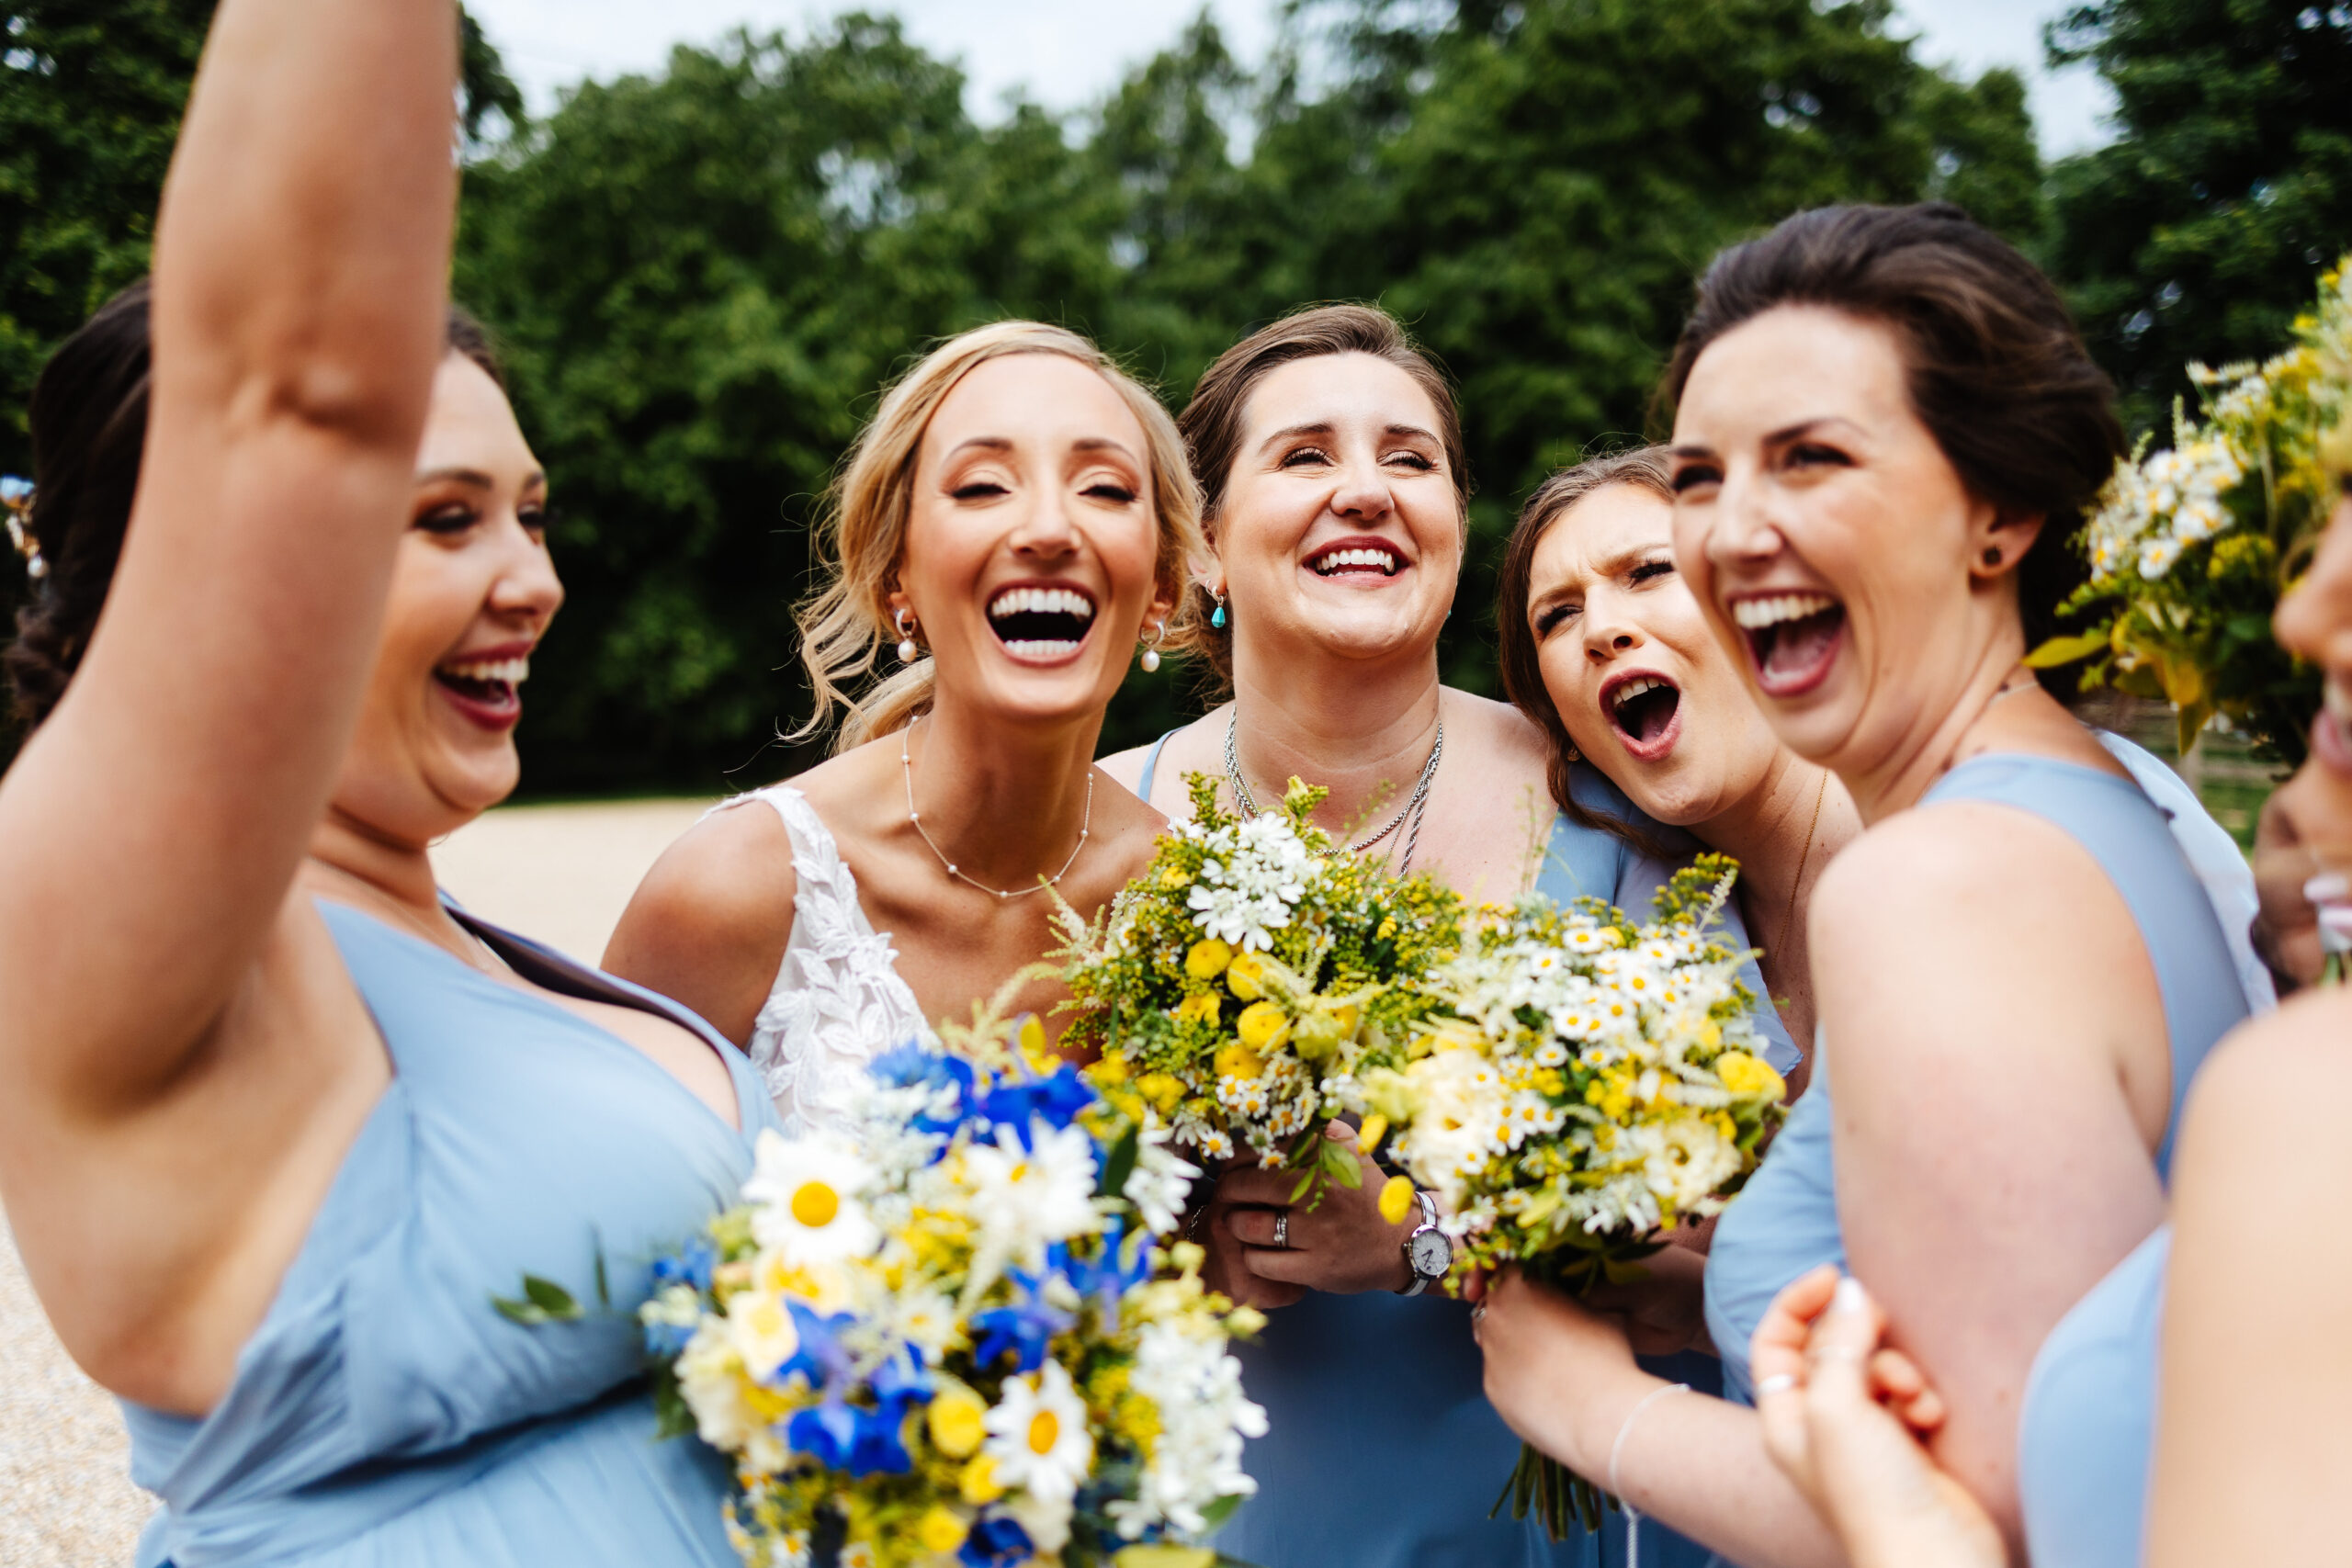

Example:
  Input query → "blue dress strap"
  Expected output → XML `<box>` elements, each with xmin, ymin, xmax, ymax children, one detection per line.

<box><xmin>1135</xmin><ymin>725</ymin><xmax>1182</xmax><ymax>806</ymax></box>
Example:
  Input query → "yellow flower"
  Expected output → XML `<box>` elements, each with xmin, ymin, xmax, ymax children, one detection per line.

<box><xmin>1213</xmin><ymin>1041</ymin><xmax>1264</xmax><ymax>1082</ymax></box>
<box><xmin>1136</xmin><ymin>1072</ymin><xmax>1184</xmax><ymax>1115</ymax></box>
<box><xmin>1226</xmin><ymin>952</ymin><xmax>1268</xmax><ymax>1001</ymax></box>
<box><xmin>959</xmin><ymin>1452</ymin><xmax>1004</xmax><ymax>1504</ymax></box>
<box><xmin>1291</xmin><ymin>999</ymin><xmax>1359</xmax><ymax>1062</ymax></box>
<box><xmin>1377</xmin><ymin>1174</ymin><xmax>1416</xmax><ymax>1226</ymax></box>
<box><xmin>1186</xmin><ymin>938</ymin><xmax>1233</xmax><ymax>980</ymax></box>
<box><xmin>1713</xmin><ymin>1051</ymin><xmax>1787</xmax><ymax>1101</ymax></box>
<box><xmin>1356</xmin><ymin>1112</ymin><xmax>1389</xmax><ymax>1155</ymax></box>
<box><xmin>1236</xmin><ymin>1000</ymin><xmax>1293</xmax><ymax>1053</ymax></box>
<box><xmin>928</xmin><ymin>1387</ymin><xmax>989</xmax><ymax>1459</ymax></box>
<box><xmin>1114</xmin><ymin>1548</ymin><xmax>1217</xmax><ymax>1568</ymax></box>
<box><xmin>1090</xmin><ymin>1054</ymin><xmax>1130</xmax><ymax>1086</ymax></box>
<box><xmin>1173</xmin><ymin>992</ymin><xmax>1221</xmax><ymax>1027</ymax></box>
<box><xmin>916</xmin><ymin>1506</ymin><xmax>967</xmax><ymax>1555</ymax></box>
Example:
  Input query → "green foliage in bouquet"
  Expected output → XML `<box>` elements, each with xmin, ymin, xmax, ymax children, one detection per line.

<box><xmin>1055</xmin><ymin>773</ymin><xmax>1463</xmax><ymax>1200</ymax></box>
<box><xmin>2032</xmin><ymin>253</ymin><xmax>2352</xmax><ymax>761</ymax></box>
<box><xmin>1375</xmin><ymin>856</ymin><xmax>1790</xmax><ymax>1538</ymax></box>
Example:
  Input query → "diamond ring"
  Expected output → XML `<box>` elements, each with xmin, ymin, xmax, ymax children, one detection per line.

<box><xmin>1272</xmin><ymin>1211</ymin><xmax>1290</xmax><ymax>1249</ymax></box>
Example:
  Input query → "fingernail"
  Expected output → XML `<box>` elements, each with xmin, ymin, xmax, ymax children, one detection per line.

<box><xmin>2307</xmin><ymin>871</ymin><xmax>2350</xmax><ymax>904</ymax></box>
<box><xmin>1832</xmin><ymin>1275</ymin><xmax>1869</xmax><ymax>1314</ymax></box>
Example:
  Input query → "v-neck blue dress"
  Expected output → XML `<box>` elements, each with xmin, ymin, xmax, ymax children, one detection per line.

<box><xmin>122</xmin><ymin>900</ymin><xmax>783</xmax><ymax>1568</ymax></box>
<box><xmin>1133</xmin><ymin>735</ymin><xmax>1795</xmax><ymax>1568</ymax></box>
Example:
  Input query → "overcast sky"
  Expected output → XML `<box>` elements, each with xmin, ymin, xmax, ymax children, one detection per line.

<box><xmin>467</xmin><ymin>0</ymin><xmax>2117</xmax><ymax>158</ymax></box>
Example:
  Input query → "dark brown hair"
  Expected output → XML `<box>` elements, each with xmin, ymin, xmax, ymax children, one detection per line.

<box><xmin>1496</xmin><ymin>446</ymin><xmax>1678</xmax><ymax>852</ymax></box>
<box><xmin>1662</xmin><ymin>203</ymin><xmax>2122</xmax><ymax>696</ymax></box>
<box><xmin>6</xmin><ymin>282</ymin><xmax>504</xmax><ymax>731</ymax></box>
<box><xmin>1169</xmin><ymin>303</ymin><xmax>1468</xmax><ymax>692</ymax></box>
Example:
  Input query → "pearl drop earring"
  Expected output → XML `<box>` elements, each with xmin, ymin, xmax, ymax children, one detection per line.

<box><xmin>1140</xmin><ymin>620</ymin><xmax>1165</xmax><ymax>673</ymax></box>
<box><xmin>895</xmin><ymin>607</ymin><xmax>919</xmax><ymax>663</ymax></box>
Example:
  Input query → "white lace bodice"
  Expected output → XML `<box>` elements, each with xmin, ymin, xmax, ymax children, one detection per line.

<box><xmin>709</xmin><ymin>784</ymin><xmax>933</xmax><ymax>1138</ymax></box>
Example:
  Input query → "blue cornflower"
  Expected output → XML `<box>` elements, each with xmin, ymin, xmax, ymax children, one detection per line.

<box><xmin>976</xmin><ymin>1063</ymin><xmax>1097</xmax><ymax>1145</ymax></box>
<box><xmin>968</xmin><ymin>1268</ymin><xmax>1075</xmax><ymax>1372</ymax></box>
<box><xmin>650</xmin><ymin>1235</ymin><xmax>716</xmax><ymax>1294</ymax></box>
<box><xmin>959</xmin><ymin>1512</ymin><xmax>1034</xmax><ymax>1567</ymax></box>
<box><xmin>870</xmin><ymin>1043</ymin><xmax>978</xmax><ymax>1139</ymax></box>
<box><xmin>1050</xmin><ymin>1216</ymin><xmax>1152</xmax><ymax>1327</ymax></box>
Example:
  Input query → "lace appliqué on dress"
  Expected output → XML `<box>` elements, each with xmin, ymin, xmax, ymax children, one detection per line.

<box><xmin>711</xmin><ymin>785</ymin><xmax>933</xmax><ymax>1139</ymax></box>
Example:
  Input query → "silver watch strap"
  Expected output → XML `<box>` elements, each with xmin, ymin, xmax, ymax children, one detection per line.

<box><xmin>1401</xmin><ymin>1190</ymin><xmax>1442</xmax><ymax>1296</ymax></box>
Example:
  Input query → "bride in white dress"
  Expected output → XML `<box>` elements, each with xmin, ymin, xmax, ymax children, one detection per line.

<box><xmin>605</xmin><ymin>321</ymin><xmax>1206</xmax><ymax>1134</ymax></box>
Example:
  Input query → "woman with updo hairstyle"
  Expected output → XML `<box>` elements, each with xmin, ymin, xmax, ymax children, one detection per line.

<box><xmin>1474</xmin><ymin>201</ymin><xmax>2256</xmax><ymax>1568</ymax></box>
<box><xmin>1102</xmin><ymin>306</ymin><xmax>1759</xmax><ymax>1567</ymax></box>
<box><xmin>606</xmin><ymin>321</ymin><xmax>1204</xmax><ymax>1135</ymax></box>
<box><xmin>0</xmin><ymin>3</ymin><xmax>787</xmax><ymax>1560</ymax></box>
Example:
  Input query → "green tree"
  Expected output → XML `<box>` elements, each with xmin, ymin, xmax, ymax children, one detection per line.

<box><xmin>2046</xmin><ymin>0</ymin><xmax>2352</xmax><ymax>433</ymax></box>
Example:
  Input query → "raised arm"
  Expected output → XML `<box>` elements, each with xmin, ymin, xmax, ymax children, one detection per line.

<box><xmin>0</xmin><ymin>0</ymin><xmax>458</xmax><ymax>1110</ymax></box>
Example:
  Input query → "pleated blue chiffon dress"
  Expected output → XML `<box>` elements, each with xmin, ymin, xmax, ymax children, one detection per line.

<box><xmin>123</xmin><ymin>900</ymin><xmax>784</xmax><ymax>1568</ymax></box>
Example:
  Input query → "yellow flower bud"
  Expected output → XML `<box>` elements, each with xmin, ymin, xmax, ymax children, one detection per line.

<box><xmin>1377</xmin><ymin>1174</ymin><xmax>1416</xmax><ymax>1227</ymax></box>
<box><xmin>917</xmin><ymin>1506</ymin><xmax>968</xmax><ymax>1555</ymax></box>
<box><xmin>1236</xmin><ymin>1000</ymin><xmax>1292</xmax><ymax>1053</ymax></box>
<box><xmin>1015</xmin><ymin>1014</ymin><xmax>1048</xmax><ymax>1066</ymax></box>
<box><xmin>1185</xmin><ymin>938</ymin><xmax>1233</xmax><ymax>980</ymax></box>
<box><xmin>1713</xmin><ymin>1051</ymin><xmax>1787</xmax><ymax>1102</ymax></box>
<box><xmin>1173</xmin><ymin>992</ymin><xmax>1221</xmax><ymax>1027</ymax></box>
<box><xmin>1356</xmin><ymin>1113</ymin><xmax>1388</xmax><ymax>1155</ymax></box>
<box><xmin>928</xmin><ymin>1387</ymin><xmax>988</xmax><ymax>1459</ymax></box>
<box><xmin>1136</xmin><ymin>1072</ymin><xmax>1184</xmax><ymax>1114</ymax></box>
<box><xmin>1090</xmin><ymin>1054</ymin><xmax>1130</xmax><ymax>1086</ymax></box>
<box><xmin>959</xmin><ymin>1452</ymin><xmax>1004</xmax><ymax>1505</ymax></box>
<box><xmin>1225</xmin><ymin>952</ymin><xmax>1267</xmax><ymax>1001</ymax></box>
<box><xmin>1213</xmin><ymin>1042</ymin><xmax>1264</xmax><ymax>1082</ymax></box>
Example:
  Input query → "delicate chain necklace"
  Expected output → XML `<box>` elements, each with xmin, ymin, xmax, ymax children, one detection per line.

<box><xmin>1773</xmin><ymin>770</ymin><xmax>1830</xmax><ymax>960</ymax></box>
<box><xmin>899</xmin><ymin>717</ymin><xmax>1092</xmax><ymax>900</ymax></box>
<box><xmin>1223</xmin><ymin>711</ymin><xmax>1444</xmax><ymax>874</ymax></box>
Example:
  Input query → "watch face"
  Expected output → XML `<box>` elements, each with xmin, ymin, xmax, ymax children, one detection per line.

<box><xmin>1409</xmin><ymin>1228</ymin><xmax>1452</xmax><ymax>1278</ymax></box>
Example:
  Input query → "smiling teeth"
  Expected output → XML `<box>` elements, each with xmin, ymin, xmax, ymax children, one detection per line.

<box><xmin>1612</xmin><ymin>676</ymin><xmax>1671</xmax><ymax>711</ymax></box>
<box><xmin>1002</xmin><ymin>640</ymin><xmax>1083</xmax><ymax>659</ymax></box>
<box><xmin>988</xmin><ymin>587</ymin><xmax>1095</xmax><ymax>620</ymax></box>
<box><xmin>441</xmin><ymin>656</ymin><xmax>529</xmax><ymax>683</ymax></box>
<box><xmin>1315</xmin><ymin>547</ymin><xmax>1398</xmax><ymax>574</ymax></box>
<box><xmin>1731</xmin><ymin>593</ymin><xmax>1837</xmax><ymax>629</ymax></box>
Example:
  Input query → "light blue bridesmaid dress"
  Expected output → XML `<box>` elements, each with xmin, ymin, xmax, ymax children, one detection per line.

<box><xmin>1133</xmin><ymin>739</ymin><xmax>1795</xmax><ymax>1568</ymax></box>
<box><xmin>124</xmin><ymin>899</ymin><xmax>785</xmax><ymax>1568</ymax></box>
<box><xmin>1700</xmin><ymin>750</ymin><xmax>2249</xmax><ymax>1566</ymax></box>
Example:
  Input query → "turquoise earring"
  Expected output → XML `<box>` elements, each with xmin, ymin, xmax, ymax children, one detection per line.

<box><xmin>1210</xmin><ymin>590</ymin><xmax>1227</xmax><ymax>630</ymax></box>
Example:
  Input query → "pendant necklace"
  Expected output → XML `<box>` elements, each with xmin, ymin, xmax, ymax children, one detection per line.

<box><xmin>1223</xmin><ymin>710</ymin><xmax>1444</xmax><ymax>874</ymax></box>
<box><xmin>900</xmin><ymin>716</ymin><xmax>1092</xmax><ymax>900</ymax></box>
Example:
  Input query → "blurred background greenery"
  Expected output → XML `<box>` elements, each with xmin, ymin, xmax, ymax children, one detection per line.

<box><xmin>2</xmin><ymin>0</ymin><xmax>2347</xmax><ymax>803</ymax></box>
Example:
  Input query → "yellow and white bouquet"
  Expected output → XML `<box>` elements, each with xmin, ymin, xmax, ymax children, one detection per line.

<box><xmin>639</xmin><ymin>1012</ymin><xmax>1266</xmax><ymax>1568</ymax></box>
<box><xmin>1373</xmin><ymin>857</ymin><xmax>1787</xmax><ymax>1535</ymax></box>
<box><xmin>1054</xmin><ymin>773</ymin><xmax>1463</xmax><ymax>1201</ymax></box>
<box><xmin>2034</xmin><ymin>252</ymin><xmax>2352</xmax><ymax>761</ymax></box>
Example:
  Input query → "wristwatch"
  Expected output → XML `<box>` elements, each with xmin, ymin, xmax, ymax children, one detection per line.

<box><xmin>1398</xmin><ymin>1190</ymin><xmax>1452</xmax><ymax>1295</ymax></box>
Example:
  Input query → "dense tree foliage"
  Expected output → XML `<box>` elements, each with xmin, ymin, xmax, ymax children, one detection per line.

<box><xmin>2046</xmin><ymin>0</ymin><xmax>2352</xmax><ymax>432</ymax></box>
<box><xmin>5</xmin><ymin>0</ymin><xmax>2341</xmax><ymax>789</ymax></box>
<box><xmin>458</xmin><ymin>1</ymin><xmax>2041</xmax><ymax>788</ymax></box>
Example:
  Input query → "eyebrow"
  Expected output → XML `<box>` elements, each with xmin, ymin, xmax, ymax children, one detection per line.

<box><xmin>942</xmin><ymin>436</ymin><xmax>1140</xmax><ymax>465</ymax></box>
<box><xmin>1671</xmin><ymin>417</ymin><xmax>1861</xmax><ymax>462</ymax></box>
<box><xmin>1255</xmin><ymin>421</ymin><xmax>1442</xmax><ymax>452</ymax></box>
<box><xmin>414</xmin><ymin>466</ymin><xmax>546</xmax><ymax>491</ymax></box>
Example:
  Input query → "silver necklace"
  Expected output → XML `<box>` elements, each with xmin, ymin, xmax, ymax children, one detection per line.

<box><xmin>1223</xmin><ymin>711</ymin><xmax>1444</xmax><ymax>874</ymax></box>
<box><xmin>899</xmin><ymin>717</ymin><xmax>1092</xmax><ymax>900</ymax></box>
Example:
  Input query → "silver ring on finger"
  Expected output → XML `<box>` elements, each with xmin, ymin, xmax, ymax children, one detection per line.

<box><xmin>1272</xmin><ymin>1210</ymin><xmax>1290</xmax><ymax>1249</ymax></box>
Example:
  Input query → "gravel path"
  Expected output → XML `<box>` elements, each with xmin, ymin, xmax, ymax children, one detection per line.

<box><xmin>0</xmin><ymin>797</ymin><xmax>711</xmax><ymax>1561</ymax></box>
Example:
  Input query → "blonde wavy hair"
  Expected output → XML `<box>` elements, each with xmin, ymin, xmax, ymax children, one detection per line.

<box><xmin>794</xmin><ymin>321</ymin><xmax>1206</xmax><ymax>752</ymax></box>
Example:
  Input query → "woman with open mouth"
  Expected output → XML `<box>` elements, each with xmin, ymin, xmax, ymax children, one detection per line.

<box><xmin>605</xmin><ymin>322</ymin><xmax>1203</xmax><ymax>1139</ymax></box>
<box><xmin>1101</xmin><ymin>306</ymin><xmax>1758</xmax><ymax>1567</ymax></box>
<box><xmin>0</xmin><ymin>5</ymin><xmax>784</xmax><ymax>1560</ymax></box>
<box><xmin>1470</xmin><ymin>203</ymin><xmax>2258</xmax><ymax>1568</ymax></box>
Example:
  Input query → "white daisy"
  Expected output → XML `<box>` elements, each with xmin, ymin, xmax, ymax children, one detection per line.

<box><xmin>984</xmin><ymin>1358</ymin><xmax>1095</xmax><ymax>1504</ymax></box>
<box><xmin>742</xmin><ymin>1129</ymin><xmax>882</xmax><ymax>1266</ymax></box>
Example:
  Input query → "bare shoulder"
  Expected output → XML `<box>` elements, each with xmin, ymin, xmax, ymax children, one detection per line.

<box><xmin>1444</xmin><ymin>687</ymin><xmax>1550</xmax><ymax>779</ymax></box>
<box><xmin>1810</xmin><ymin>794</ymin><xmax>2105</xmax><ymax>942</ymax></box>
<box><xmin>1099</xmin><ymin>711</ymin><xmax>1221</xmax><ymax>818</ymax></box>
<box><xmin>2177</xmin><ymin>991</ymin><xmax>2352</xmax><ymax>1165</ymax></box>
<box><xmin>603</xmin><ymin>795</ymin><xmax>797</xmax><ymax>1044</ymax></box>
<box><xmin>1099</xmin><ymin>746</ymin><xmax>1148</xmax><ymax>794</ymax></box>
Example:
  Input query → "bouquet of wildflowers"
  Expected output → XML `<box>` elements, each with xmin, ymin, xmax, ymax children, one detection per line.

<box><xmin>2033</xmin><ymin>252</ymin><xmax>2352</xmax><ymax>761</ymax></box>
<box><xmin>639</xmin><ymin>1008</ymin><xmax>1267</xmax><ymax>1568</ymax></box>
<box><xmin>1372</xmin><ymin>858</ymin><xmax>1787</xmax><ymax>1536</ymax></box>
<box><xmin>1054</xmin><ymin>773</ymin><xmax>1463</xmax><ymax>1201</ymax></box>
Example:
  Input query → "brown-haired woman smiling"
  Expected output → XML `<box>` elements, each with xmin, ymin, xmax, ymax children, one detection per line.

<box><xmin>0</xmin><ymin>3</ymin><xmax>782</xmax><ymax>1560</ymax></box>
